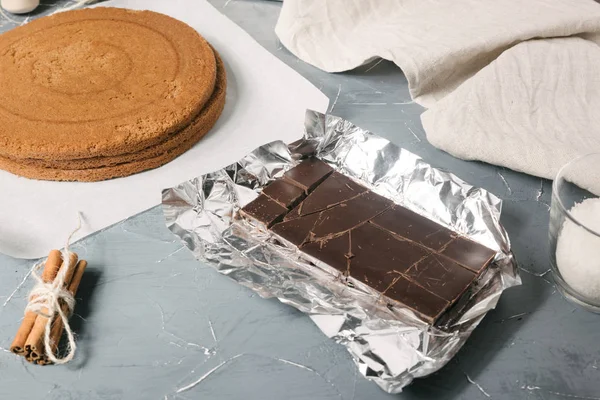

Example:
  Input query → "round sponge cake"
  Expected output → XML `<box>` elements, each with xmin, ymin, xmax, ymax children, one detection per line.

<box><xmin>0</xmin><ymin>7</ymin><xmax>217</xmax><ymax>161</ymax></box>
<box><xmin>0</xmin><ymin>49</ymin><xmax>227</xmax><ymax>181</ymax></box>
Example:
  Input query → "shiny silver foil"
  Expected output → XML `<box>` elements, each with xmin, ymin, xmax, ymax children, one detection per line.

<box><xmin>162</xmin><ymin>110</ymin><xmax>521</xmax><ymax>393</ymax></box>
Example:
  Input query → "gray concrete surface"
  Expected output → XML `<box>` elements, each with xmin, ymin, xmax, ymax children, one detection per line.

<box><xmin>1</xmin><ymin>1</ymin><xmax>599</xmax><ymax>399</ymax></box>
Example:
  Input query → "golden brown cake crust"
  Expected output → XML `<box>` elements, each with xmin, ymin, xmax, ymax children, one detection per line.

<box><xmin>5</xmin><ymin>52</ymin><xmax>227</xmax><ymax>170</ymax></box>
<box><xmin>0</xmin><ymin>7</ymin><xmax>217</xmax><ymax>160</ymax></box>
<box><xmin>0</xmin><ymin>50</ymin><xmax>227</xmax><ymax>182</ymax></box>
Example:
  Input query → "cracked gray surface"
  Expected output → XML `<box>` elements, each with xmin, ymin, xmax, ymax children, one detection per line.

<box><xmin>1</xmin><ymin>0</ymin><xmax>599</xmax><ymax>399</ymax></box>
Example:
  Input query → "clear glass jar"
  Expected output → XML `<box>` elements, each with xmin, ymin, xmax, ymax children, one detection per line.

<box><xmin>549</xmin><ymin>153</ymin><xmax>600</xmax><ymax>312</ymax></box>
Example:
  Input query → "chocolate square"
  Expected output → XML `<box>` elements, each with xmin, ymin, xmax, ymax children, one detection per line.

<box><xmin>386</xmin><ymin>275</ymin><xmax>449</xmax><ymax>323</ymax></box>
<box><xmin>371</xmin><ymin>205</ymin><xmax>456</xmax><ymax>250</ymax></box>
<box><xmin>310</xmin><ymin>191</ymin><xmax>392</xmax><ymax>239</ymax></box>
<box><xmin>285</xmin><ymin>172</ymin><xmax>368</xmax><ymax>220</ymax></box>
<box><xmin>350</xmin><ymin>223</ymin><xmax>430</xmax><ymax>286</ymax></box>
<box><xmin>404</xmin><ymin>254</ymin><xmax>475</xmax><ymax>302</ymax></box>
<box><xmin>283</xmin><ymin>158</ymin><xmax>333</xmax><ymax>192</ymax></box>
<box><xmin>271</xmin><ymin>213</ymin><xmax>320</xmax><ymax>246</ymax></box>
<box><xmin>240</xmin><ymin>194</ymin><xmax>288</xmax><ymax>228</ymax></box>
<box><xmin>300</xmin><ymin>233</ymin><xmax>350</xmax><ymax>275</ymax></box>
<box><xmin>440</xmin><ymin>236</ymin><xmax>496</xmax><ymax>273</ymax></box>
<box><xmin>262</xmin><ymin>180</ymin><xmax>305</xmax><ymax>208</ymax></box>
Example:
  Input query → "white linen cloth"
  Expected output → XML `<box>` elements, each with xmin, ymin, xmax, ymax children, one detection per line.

<box><xmin>0</xmin><ymin>0</ymin><xmax>328</xmax><ymax>258</ymax></box>
<box><xmin>276</xmin><ymin>0</ymin><xmax>600</xmax><ymax>190</ymax></box>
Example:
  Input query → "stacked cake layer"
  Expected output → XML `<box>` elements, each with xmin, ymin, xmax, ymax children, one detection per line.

<box><xmin>0</xmin><ymin>8</ymin><xmax>227</xmax><ymax>181</ymax></box>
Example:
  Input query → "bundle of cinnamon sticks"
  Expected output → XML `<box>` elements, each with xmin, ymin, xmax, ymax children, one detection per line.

<box><xmin>9</xmin><ymin>250</ymin><xmax>87</xmax><ymax>365</ymax></box>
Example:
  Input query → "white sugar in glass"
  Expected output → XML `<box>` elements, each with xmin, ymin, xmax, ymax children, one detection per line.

<box><xmin>549</xmin><ymin>153</ymin><xmax>600</xmax><ymax>312</ymax></box>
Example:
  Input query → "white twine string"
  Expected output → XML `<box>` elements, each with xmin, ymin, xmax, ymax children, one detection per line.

<box><xmin>24</xmin><ymin>214</ymin><xmax>82</xmax><ymax>364</ymax></box>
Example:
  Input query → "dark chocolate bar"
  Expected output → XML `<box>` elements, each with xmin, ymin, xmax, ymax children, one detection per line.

<box><xmin>286</xmin><ymin>172</ymin><xmax>368</xmax><ymax>220</ymax></box>
<box><xmin>310</xmin><ymin>191</ymin><xmax>392</xmax><ymax>239</ymax></box>
<box><xmin>240</xmin><ymin>159</ymin><xmax>496</xmax><ymax>324</ymax></box>
<box><xmin>385</xmin><ymin>275</ymin><xmax>449</xmax><ymax>322</ymax></box>
<box><xmin>404</xmin><ymin>254</ymin><xmax>475</xmax><ymax>303</ymax></box>
<box><xmin>271</xmin><ymin>213</ymin><xmax>320</xmax><ymax>246</ymax></box>
<box><xmin>372</xmin><ymin>205</ymin><xmax>496</xmax><ymax>272</ymax></box>
<box><xmin>301</xmin><ymin>232</ymin><xmax>350</xmax><ymax>276</ymax></box>
<box><xmin>438</xmin><ymin>236</ymin><xmax>496</xmax><ymax>273</ymax></box>
<box><xmin>262</xmin><ymin>179</ymin><xmax>305</xmax><ymax>208</ymax></box>
<box><xmin>283</xmin><ymin>158</ymin><xmax>333</xmax><ymax>192</ymax></box>
<box><xmin>240</xmin><ymin>194</ymin><xmax>287</xmax><ymax>229</ymax></box>
<box><xmin>348</xmin><ymin>223</ymin><xmax>453</xmax><ymax>323</ymax></box>
<box><xmin>371</xmin><ymin>206</ymin><xmax>456</xmax><ymax>250</ymax></box>
<box><xmin>349</xmin><ymin>223</ymin><xmax>429</xmax><ymax>281</ymax></box>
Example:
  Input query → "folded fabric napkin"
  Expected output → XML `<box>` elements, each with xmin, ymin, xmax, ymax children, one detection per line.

<box><xmin>276</xmin><ymin>0</ymin><xmax>600</xmax><ymax>191</ymax></box>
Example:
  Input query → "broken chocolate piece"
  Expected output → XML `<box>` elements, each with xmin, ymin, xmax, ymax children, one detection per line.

<box><xmin>310</xmin><ymin>191</ymin><xmax>392</xmax><ymax>239</ymax></box>
<box><xmin>288</xmin><ymin>172</ymin><xmax>368</xmax><ymax>219</ymax></box>
<box><xmin>385</xmin><ymin>275</ymin><xmax>450</xmax><ymax>323</ymax></box>
<box><xmin>240</xmin><ymin>194</ymin><xmax>287</xmax><ymax>228</ymax></box>
<box><xmin>439</xmin><ymin>236</ymin><xmax>496</xmax><ymax>273</ymax></box>
<box><xmin>404</xmin><ymin>254</ymin><xmax>475</xmax><ymax>302</ymax></box>
<box><xmin>371</xmin><ymin>206</ymin><xmax>456</xmax><ymax>250</ymax></box>
<box><xmin>300</xmin><ymin>233</ymin><xmax>350</xmax><ymax>275</ymax></box>
<box><xmin>271</xmin><ymin>213</ymin><xmax>321</xmax><ymax>246</ymax></box>
<box><xmin>284</xmin><ymin>172</ymin><xmax>368</xmax><ymax>221</ymax></box>
<box><xmin>284</xmin><ymin>201</ymin><xmax>305</xmax><ymax>221</ymax></box>
<box><xmin>262</xmin><ymin>180</ymin><xmax>305</xmax><ymax>208</ymax></box>
<box><xmin>283</xmin><ymin>158</ymin><xmax>333</xmax><ymax>192</ymax></box>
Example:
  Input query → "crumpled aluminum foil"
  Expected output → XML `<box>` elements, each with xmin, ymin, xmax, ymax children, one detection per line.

<box><xmin>162</xmin><ymin>110</ymin><xmax>521</xmax><ymax>393</ymax></box>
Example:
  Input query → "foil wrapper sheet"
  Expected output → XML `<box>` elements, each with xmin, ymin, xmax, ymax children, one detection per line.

<box><xmin>162</xmin><ymin>110</ymin><xmax>521</xmax><ymax>393</ymax></box>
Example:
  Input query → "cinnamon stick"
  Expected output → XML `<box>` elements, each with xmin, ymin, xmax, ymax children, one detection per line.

<box><xmin>47</xmin><ymin>260</ymin><xmax>88</xmax><ymax>360</ymax></box>
<box><xmin>9</xmin><ymin>250</ymin><xmax>62</xmax><ymax>356</ymax></box>
<box><xmin>35</xmin><ymin>356</ymin><xmax>50</xmax><ymax>366</ymax></box>
<box><xmin>25</xmin><ymin>252</ymin><xmax>78</xmax><ymax>360</ymax></box>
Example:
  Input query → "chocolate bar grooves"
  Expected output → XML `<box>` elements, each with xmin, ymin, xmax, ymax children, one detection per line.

<box><xmin>380</xmin><ymin>271</ymin><xmax>404</xmax><ymax>297</ymax></box>
<box><xmin>285</xmin><ymin>190</ymin><xmax>369</xmax><ymax>222</ymax></box>
<box><xmin>370</xmin><ymin>220</ymin><xmax>488</xmax><ymax>274</ymax></box>
<box><xmin>306</xmin><ymin>203</ymin><xmax>393</xmax><ymax>244</ymax></box>
<box><xmin>240</xmin><ymin>158</ymin><xmax>497</xmax><ymax>325</ymax></box>
<box><xmin>284</xmin><ymin>171</ymin><xmax>370</xmax><ymax>222</ymax></box>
